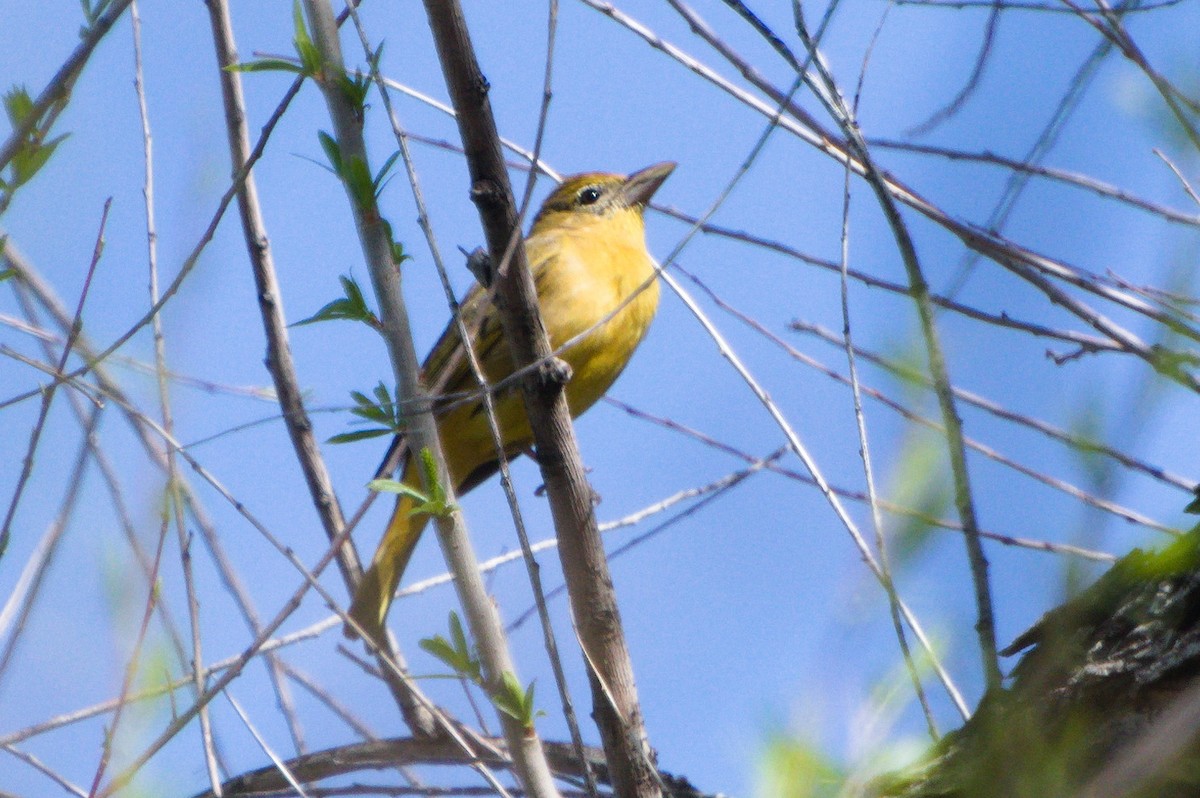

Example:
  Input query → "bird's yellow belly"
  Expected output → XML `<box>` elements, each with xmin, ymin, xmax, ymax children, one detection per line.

<box><xmin>552</xmin><ymin>281</ymin><xmax>657</xmax><ymax>416</ymax></box>
<box><xmin>441</xmin><ymin>245</ymin><xmax>659</xmax><ymax>484</ymax></box>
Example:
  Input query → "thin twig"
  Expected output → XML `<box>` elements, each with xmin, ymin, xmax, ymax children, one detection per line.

<box><xmin>3</xmin><ymin>745</ymin><xmax>88</xmax><ymax>798</ymax></box>
<box><xmin>672</xmin><ymin>265</ymin><xmax>1187</xmax><ymax>534</ymax></box>
<box><xmin>85</xmin><ymin>512</ymin><xmax>171</xmax><ymax>797</ymax></box>
<box><xmin>580</xmin><ymin>0</ymin><xmax>1200</xmax><ymax>387</ymax></box>
<box><xmin>0</xmin><ymin>405</ymin><xmax>102</xmax><ymax>685</ymax></box>
<box><xmin>224</xmin><ymin>692</ymin><xmax>310</xmax><ymax>798</ymax></box>
<box><xmin>134</xmin><ymin>3</ymin><xmax>223</xmax><ymax>786</ymax></box>
<box><xmin>790</xmin><ymin>320</ymin><xmax>1196</xmax><ymax>494</ymax></box>
<box><xmin>0</xmin><ymin>0</ymin><xmax>133</xmax><ymax>173</ymax></box>
<box><xmin>869</xmin><ymin>138</ymin><xmax>1200</xmax><ymax>228</ymax></box>
<box><xmin>906</xmin><ymin>0</ymin><xmax>1001</xmax><ymax>135</ymax></box>
<box><xmin>1</xmin><ymin>198</ymin><xmax>110</xmax><ymax>560</ymax></box>
<box><xmin>605</xmin><ymin>397</ymin><xmax>1116</xmax><ymax>563</ymax></box>
<box><xmin>0</xmin><ymin>61</ymin><xmax>309</xmax><ymax>414</ymax></box>
<box><xmin>794</xmin><ymin>5</ymin><xmax>1001</xmax><ymax>688</ymax></box>
<box><xmin>839</xmin><ymin>4</ymin><xmax>938</xmax><ymax>739</ymax></box>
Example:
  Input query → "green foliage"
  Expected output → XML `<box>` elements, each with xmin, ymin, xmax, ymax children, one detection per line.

<box><xmin>294</xmin><ymin>274</ymin><xmax>377</xmax><ymax>328</ymax></box>
<box><xmin>291</xmin><ymin>0</ymin><xmax>322</xmax><ymax>77</ymax></box>
<box><xmin>316</xmin><ymin>132</ymin><xmax>399</xmax><ymax>216</ymax></box>
<box><xmin>887</xmin><ymin>431</ymin><xmax>950</xmax><ymax>566</ymax></box>
<box><xmin>420</xmin><ymin>616</ymin><xmax>542</xmax><ymax>731</ymax></box>
<box><xmin>337</xmin><ymin>68</ymin><xmax>372</xmax><ymax>114</ymax></box>
<box><xmin>328</xmin><ymin>381</ymin><xmax>401</xmax><ymax>444</ymax></box>
<box><xmin>492</xmin><ymin>671</ymin><xmax>543</xmax><ymax>731</ymax></box>
<box><xmin>412</xmin><ymin>447</ymin><xmax>456</xmax><ymax>517</ymax></box>
<box><xmin>368</xmin><ymin>449</ymin><xmax>457</xmax><ymax>519</ymax></box>
<box><xmin>759</xmin><ymin>736</ymin><xmax>843</xmax><ymax>798</ymax></box>
<box><xmin>1186</xmin><ymin>486</ymin><xmax>1200</xmax><ymax>516</ymax></box>
<box><xmin>367</xmin><ymin>477</ymin><xmax>429</xmax><ymax>503</ymax></box>
<box><xmin>225</xmin><ymin>1</ymin><xmax>320</xmax><ymax>77</ymax></box>
<box><xmin>383</xmin><ymin>221</ymin><xmax>410</xmax><ymax>268</ymax></box>
<box><xmin>418</xmin><ymin>611</ymin><xmax>482</xmax><ymax>683</ymax></box>
<box><xmin>1</xmin><ymin>86</ymin><xmax>69</xmax><ymax>199</ymax></box>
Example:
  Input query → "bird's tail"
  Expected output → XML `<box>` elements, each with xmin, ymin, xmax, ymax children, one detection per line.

<box><xmin>345</xmin><ymin>459</ymin><xmax>431</xmax><ymax>641</ymax></box>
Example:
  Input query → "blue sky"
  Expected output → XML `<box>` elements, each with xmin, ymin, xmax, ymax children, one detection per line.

<box><xmin>1</xmin><ymin>0</ymin><xmax>1198</xmax><ymax>795</ymax></box>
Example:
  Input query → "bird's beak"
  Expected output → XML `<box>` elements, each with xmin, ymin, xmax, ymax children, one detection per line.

<box><xmin>618</xmin><ymin>161</ymin><xmax>676</xmax><ymax>209</ymax></box>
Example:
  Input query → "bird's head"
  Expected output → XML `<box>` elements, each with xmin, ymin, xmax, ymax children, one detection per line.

<box><xmin>530</xmin><ymin>162</ymin><xmax>675</xmax><ymax>235</ymax></box>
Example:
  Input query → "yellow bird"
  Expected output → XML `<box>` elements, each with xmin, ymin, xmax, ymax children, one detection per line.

<box><xmin>348</xmin><ymin>162</ymin><xmax>675</xmax><ymax>640</ymax></box>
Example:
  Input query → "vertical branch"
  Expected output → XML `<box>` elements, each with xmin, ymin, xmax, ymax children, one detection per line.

<box><xmin>344</xmin><ymin>5</ymin><xmax>597</xmax><ymax>792</ymax></box>
<box><xmin>133</xmin><ymin>4</ymin><xmax>222</xmax><ymax>787</ymax></box>
<box><xmin>201</xmin><ymin>0</ymin><xmax>437</xmax><ymax>738</ymax></box>
<box><xmin>793</xmin><ymin>5</ymin><xmax>1002</xmax><ymax>689</ymax></box>
<box><xmin>420</xmin><ymin>4</ymin><xmax>660</xmax><ymax>797</ymax></box>
<box><xmin>298</xmin><ymin>2</ymin><xmax>560</xmax><ymax>795</ymax></box>
<box><xmin>839</xmin><ymin>8</ymin><xmax>937</xmax><ymax>738</ymax></box>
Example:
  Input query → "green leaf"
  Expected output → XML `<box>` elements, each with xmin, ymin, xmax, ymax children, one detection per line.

<box><xmin>292</xmin><ymin>0</ymin><xmax>321</xmax><ymax>76</ymax></box>
<box><xmin>419</xmin><ymin>634</ymin><xmax>459</xmax><ymax>669</ymax></box>
<box><xmin>318</xmin><ymin>131</ymin><xmax>342</xmax><ymax>177</ymax></box>
<box><xmin>292</xmin><ymin>274</ymin><xmax>375</xmax><ymax>327</ymax></box>
<box><xmin>373</xmin><ymin>150</ymin><xmax>401</xmax><ymax>197</ymax></box>
<box><xmin>412</xmin><ymin>448</ymin><xmax>456</xmax><ymax>517</ymax></box>
<box><xmin>343</xmin><ymin>154</ymin><xmax>375</xmax><ymax>211</ymax></box>
<box><xmin>418</xmin><ymin>612</ymin><xmax>481</xmax><ymax>682</ymax></box>
<box><xmin>391</xmin><ymin>238</ymin><xmax>409</xmax><ymax>268</ymax></box>
<box><xmin>371</xmin><ymin>381</ymin><xmax>391</xmax><ymax>409</ymax></box>
<box><xmin>371</xmin><ymin>452</ymin><xmax>457</xmax><ymax>518</ymax></box>
<box><xmin>1186</xmin><ymin>486</ymin><xmax>1200</xmax><ymax>515</ymax></box>
<box><xmin>327</xmin><ymin>428</ymin><xmax>392</xmax><ymax>444</ymax></box>
<box><xmin>352</xmin><ymin>382</ymin><xmax>401</xmax><ymax>427</ymax></box>
<box><xmin>338</xmin><ymin>70</ymin><xmax>372</xmax><ymax>111</ymax></box>
<box><xmin>368</xmin><ymin>478</ymin><xmax>430</xmax><ymax>504</ymax></box>
<box><xmin>329</xmin><ymin>381</ymin><xmax>403</xmax><ymax>444</ymax></box>
<box><xmin>225</xmin><ymin>59</ymin><xmax>305</xmax><ymax>75</ymax></box>
<box><xmin>492</xmin><ymin>672</ymin><xmax>540</xmax><ymax>729</ymax></box>
<box><xmin>3</xmin><ymin>86</ymin><xmax>33</xmax><ymax>127</ymax></box>
<box><xmin>449</xmin><ymin>611</ymin><xmax>470</xmax><ymax>662</ymax></box>
<box><xmin>418</xmin><ymin>448</ymin><xmax>442</xmax><ymax>504</ymax></box>
<box><xmin>378</xmin><ymin>220</ymin><xmax>410</xmax><ymax>269</ymax></box>
<box><xmin>11</xmin><ymin>133</ymin><xmax>67</xmax><ymax>186</ymax></box>
<box><xmin>348</xmin><ymin>397</ymin><xmax>390</xmax><ymax>426</ymax></box>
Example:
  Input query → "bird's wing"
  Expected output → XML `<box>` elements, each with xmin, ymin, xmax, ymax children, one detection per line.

<box><xmin>422</xmin><ymin>280</ymin><xmax>509</xmax><ymax>415</ymax></box>
<box><xmin>372</xmin><ymin>280</ymin><xmax>501</xmax><ymax>479</ymax></box>
<box><xmin>423</xmin><ymin>239</ymin><xmax>557</xmax><ymax>413</ymax></box>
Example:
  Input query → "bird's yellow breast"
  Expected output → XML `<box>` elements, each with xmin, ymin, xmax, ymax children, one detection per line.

<box><xmin>526</xmin><ymin>207</ymin><xmax>660</xmax><ymax>416</ymax></box>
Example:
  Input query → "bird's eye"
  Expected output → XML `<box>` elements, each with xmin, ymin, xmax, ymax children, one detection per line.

<box><xmin>578</xmin><ymin>186</ymin><xmax>602</xmax><ymax>205</ymax></box>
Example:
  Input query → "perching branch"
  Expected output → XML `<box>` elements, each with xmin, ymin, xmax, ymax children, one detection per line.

<box><xmin>298</xmin><ymin>2</ymin><xmax>561</xmax><ymax>796</ymax></box>
<box><xmin>420</xmin><ymin>3</ymin><xmax>661</xmax><ymax>797</ymax></box>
